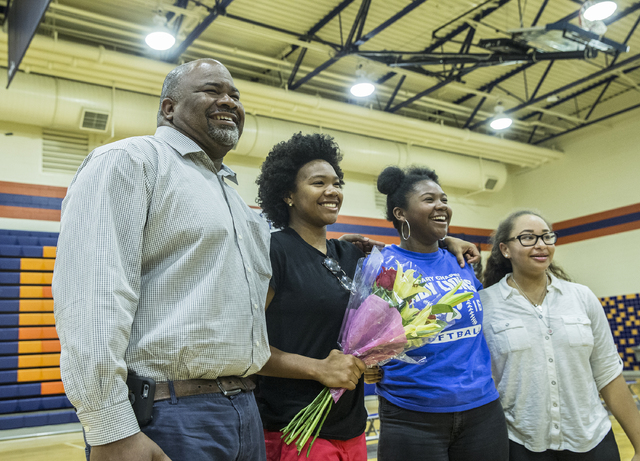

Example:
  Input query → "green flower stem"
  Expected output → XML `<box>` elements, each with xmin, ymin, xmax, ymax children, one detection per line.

<box><xmin>281</xmin><ymin>387</ymin><xmax>334</xmax><ymax>451</ymax></box>
<box><xmin>296</xmin><ymin>390</ymin><xmax>333</xmax><ymax>454</ymax></box>
<box><xmin>307</xmin><ymin>396</ymin><xmax>333</xmax><ymax>457</ymax></box>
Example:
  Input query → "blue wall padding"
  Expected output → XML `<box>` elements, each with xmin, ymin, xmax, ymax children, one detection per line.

<box><xmin>0</xmin><ymin>245</ymin><xmax>44</xmax><ymax>257</ymax></box>
<box><xmin>0</xmin><ymin>382</ymin><xmax>42</xmax><ymax>398</ymax></box>
<box><xmin>0</xmin><ymin>409</ymin><xmax>78</xmax><ymax>430</ymax></box>
<box><xmin>0</xmin><ymin>236</ymin><xmax>58</xmax><ymax>246</ymax></box>
<box><xmin>0</xmin><ymin>259</ymin><xmax>21</xmax><ymax>270</ymax></box>
<box><xmin>0</xmin><ymin>300</ymin><xmax>20</xmax><ymax>312</ymax></box>
<box><xmin>0</xmin><ymin>328</ymin><xmax>19</xmax><ymax>340</ymax></box>
<box><xmin>0</xmin><ymin>230</ymin><xmax>59</xmax><ymax>238</ymax></box>
<box><xmin>0</xmin><ymin>396</ymin><xmax>73</xmax><ymax>414</ymax></box>
<box><xmin>0</xmin><ymin>273</ymin><xmax>21</xmax><ymax>284</ymax></box>
<box><xmin>0</xmin><ymin>356</ymin><xmax>18</xmax><ymax>370</ymax></box>
<box><xmin>0</xmin><ymin>314</ymin><xmax>19</xmax><ymax>326</ymax></box>
<box><xmin>0</xmin><ymin>370</ymin><xmax>17</xmax><ymax>384</ymax></box>
<box><xmin>0</xmin><ymin>342</ymin><xmax>19</xmax><ymax>354</ymax></box>
<box><xmin>0</xmin><ymin>193</ymin><xmax>63</xmax><ymax>211</ymax></box>
<box><xmin>0</xmin><ymin>287</ymin><xmax>20</xmax><ymax>298</ymax></box>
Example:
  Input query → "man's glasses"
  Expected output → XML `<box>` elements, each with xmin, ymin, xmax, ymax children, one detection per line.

<box><xmin>322</xmin><ymin>257</ymin><xmax>354</xmax><ymax>292</ymax></box>
<box><xmin>507</xmin><ymin>232</ymin><xmax>558</xmax><ymax>247</ymax></box>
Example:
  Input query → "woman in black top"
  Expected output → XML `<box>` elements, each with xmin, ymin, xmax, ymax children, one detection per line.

<box><xmin>256</xmin><ymin>133</ymin><xmax>370</xmax><ymax>460</ymax></box>
<box><xmin>255</xmin><ymin>133</ymin><xmax>480</xmax><ymax>460</ymax></box>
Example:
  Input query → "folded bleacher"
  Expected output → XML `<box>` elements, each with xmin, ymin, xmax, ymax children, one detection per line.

<box><xmin>0</xmin><ymin>229</ymin><xmax>77</xmax><ymax>431</ymax></box>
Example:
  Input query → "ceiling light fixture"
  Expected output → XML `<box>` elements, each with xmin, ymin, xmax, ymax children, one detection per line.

<box><xmin>582</xmin><ymin>1</ymin><xmax>617</xmax><ymax>21</ymax></box>
<box><xmin>490</xmin><ymin>103</ymin><xmax>513</xmax><ymax>130</ymax></box>
<box><xmin>145</xmin><ymin>31</ymin><xmax>175</xmax><ymax>51</ymax></box>
<box><xmin>350</xmin><ymin>79</ymin><xmax>375</xmax><ymax>97</ymax></box>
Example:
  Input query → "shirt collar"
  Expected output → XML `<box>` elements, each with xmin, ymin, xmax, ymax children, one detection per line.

<box><xmin>155</xmin><ymin>126</ymin><xmax>238</xmax><ymax>184</ymax></box>
<box><xmin>497</xmin><ymin>272</ymin><xmax>564</xmax><ymax>299</ymax></box>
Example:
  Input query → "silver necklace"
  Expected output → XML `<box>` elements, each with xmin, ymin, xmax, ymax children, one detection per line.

<box><xmin>511</xmin><ymin>274</ymin><xmax>553</xmax><ymax>335</ymax></box>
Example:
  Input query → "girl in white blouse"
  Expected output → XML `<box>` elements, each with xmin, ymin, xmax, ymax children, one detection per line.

<box><xmin>480</xmin><ymin>210</ymin><xmax>640</xmax><ymax>461</ymax></box>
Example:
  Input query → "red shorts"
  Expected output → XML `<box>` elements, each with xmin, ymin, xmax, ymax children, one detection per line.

<box><xmin>264</xmin><ymin>429</ymin><xmax>367</xmax><ymax>461</ymax></box>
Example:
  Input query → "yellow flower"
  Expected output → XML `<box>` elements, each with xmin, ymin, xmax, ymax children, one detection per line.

<box><xmin>399</xmin><ymin>304</ymin><xmax>420</xmax><ymax>323</ymax></box>
<box><xmin>393</xmin><ymin>263</ymin><xmax>431</xmax><ymax>300</ymax></box>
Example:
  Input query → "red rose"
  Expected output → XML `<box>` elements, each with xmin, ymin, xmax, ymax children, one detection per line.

<box><xmin>375</xmin><ymin>267</ymin><xmax>397</xmax><ymax>291</ymax></box>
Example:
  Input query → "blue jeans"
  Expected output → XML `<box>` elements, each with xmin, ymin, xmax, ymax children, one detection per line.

<box><xmin>377</xmin><ymin>396</ymin><xmax>509</xmax><ymax>461</ymax></box>
<box><xmin>84</xmin><ymin>390</ymin><xmax>266</xmax><ymax>461</ymax></box>
<box><xmin>508</xmin><ymin>429</ymin><xmax>620</xmax><ymax>461</ymax></box>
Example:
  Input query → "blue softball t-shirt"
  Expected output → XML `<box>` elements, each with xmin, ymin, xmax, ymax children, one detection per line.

<box><xmin>376</xmin><ymin>245</ymin><xmax>499</xmax><ymax>413</ymax></box>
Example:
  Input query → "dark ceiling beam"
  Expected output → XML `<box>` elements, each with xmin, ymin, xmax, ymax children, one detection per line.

<box><xmin>388</xmin><ymin>66</ymin><xmax>479</xmax><ymax>112</ymax></box>
<box><xmin>530</xmin><ymin>61</ymin><xmax>554</xmax><ymax>101</ymax></box>
<box><xmin>289</xmin><ymin>0</ymin><xmax>427</xmax><ymax>91</ymax></box>
<box><xmin>165</xmin><ymin>0</ymin><xmax>234</xmax><ymax>62</ymax></box>
<box><xmin>531</xmin><ymin>0</ymin><xmax>549</xmax><ymax>27</ymax></box>
<box><xmin>469</xmin><ymin>52</ymin><xmax>640</xmax><ymax>129</ymax></box>
<box><xmin>534</xmin><ymin>99</ymin><xmax>640</xmax><ymax>145</ymax></box>
<box><xmin>384</xmin><ymin>74</ymin><xmax>406</xmax><ymax>111</ymax></box>
<box><xmin>354</xmin><ymin>0</ymin><xmax>427</xmax><ymax>46</ymax></box>
<box><xmin>424</xmin><ymin>0</ymin><xmax>511</xmax><ymax>53</ymax></box>
<box><xmin>520</xmin><ymin>62</ymin><xmax>640</xmax><ymax>121</ymax></box>
<box><xmin>463</xmin><ymin>94</ymin><xmax>488</xmax><ymax>129</ymax></box>
<box><xmin>286</xmin><ymin>0</ymin><xmax>355</xmax><ymax>88</ymax></box>
<box><xmin>388</xmin><ymin>49</ymin><xmax>595</xmax><ymax>66</ymax></box>
<box><xmin>454</xmin><ymin>62</ymin><xmax>536</xmax><ymax>104</ymax></box>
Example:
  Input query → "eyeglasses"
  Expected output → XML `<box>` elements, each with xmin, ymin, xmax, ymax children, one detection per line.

<box><xmin>507</xmin><ymin>232</ymin><xmax>558</xmax><ymax>247</ymax></box>
<box><xmin>322</xmin><ymin>257</ymin><xmax>354</xmax><ymax>292</ymax></box>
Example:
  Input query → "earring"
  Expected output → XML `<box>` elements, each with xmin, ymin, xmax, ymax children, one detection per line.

<box><xmin>401</xmin><ymin>220</ymin><xmax>411</xmax><ymax>240</ymax></box>
<box><xmin>288</xmin><ymin>202</ymin><xmax>293</xmax><ymax>207</ymax></box>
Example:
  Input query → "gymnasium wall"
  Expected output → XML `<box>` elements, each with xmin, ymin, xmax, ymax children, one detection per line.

<box><xmin>0</xmin><ymin>108</ymin><xmax>639</xmax><ymax>433</ymax></box>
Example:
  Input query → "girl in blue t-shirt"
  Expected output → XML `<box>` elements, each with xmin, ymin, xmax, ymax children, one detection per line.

<box><xmin>372</xmin><ymin>166</ymin><xmax>508</xmax><ymax>461</ymax></box>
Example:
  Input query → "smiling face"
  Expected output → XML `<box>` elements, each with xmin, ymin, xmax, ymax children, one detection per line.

<box><xmin>287</xmin><ymin>159</ymin><xmax>343</xmax><ymax>229</ymax></box>
<box><xmin>161</xmin><ymin>60</ymin><xmax>245</xmax><ymax>164</ymax></box>
<box><xmin>500</xmin><ymin>214</ymin><xmax>556</xmax><ymax>278</ymax></box>
<box><xmin>396</xmin><ymin>179</ymin><xmax>451</xmax><ymax>246</ymax></box>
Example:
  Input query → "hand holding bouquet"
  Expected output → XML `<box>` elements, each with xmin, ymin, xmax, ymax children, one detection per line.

<box><xmin>281</xmin><ymin>247</ymin><xmax>474</xmax><ymax>456</ymax></box>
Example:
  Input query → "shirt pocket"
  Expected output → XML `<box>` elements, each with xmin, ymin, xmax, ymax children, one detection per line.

<box><xmin>490</xmin><ymin>318</ymin><xmax>531</xmax><ymax>354</ymax></box>
<box><xmin>561</xmin><ymin>315</ymin><xmax>594</xmax><ymax>347</ymax></box>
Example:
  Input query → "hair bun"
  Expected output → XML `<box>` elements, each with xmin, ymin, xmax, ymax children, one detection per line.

<box><xmin>377</xmin><ymin>166</ymin><xmax>405</xmax><ymax>195</ymax></box>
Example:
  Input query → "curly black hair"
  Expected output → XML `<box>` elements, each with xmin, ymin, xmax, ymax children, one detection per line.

<box><xmin>256</xmin><ymin>132</ymin><xmax>344</xmax><ymax>229</ymax></box>
<box><xmin>377</xmin><ymin>165</ymin><xmax>440</xmax><ymax>231</ymax></box>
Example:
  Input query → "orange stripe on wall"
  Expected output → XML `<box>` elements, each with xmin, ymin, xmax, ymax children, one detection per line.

<box><xmin>21</xmin><ymin>259</ymin><xmax>56</xmax><ymax>271</ymax></box>
<box><xmin>20</xmin><ymin>273</ymin><xmax>54</xmax><ymax>284</ymax></box>
<box><xmin>326</xmin><ymin>232</ymin><xmax>400</xmax><ymax>245</ymax></box>
<box><xmin>556</xmin><ymin>220</ymin><xmax>640</xmax><ymax>245</ymax></box>
<box><xmin>449</xmin><ymin>225</ymin><xmax>493</xmax><ymax>237</ymax></box>
<box><xmin>20</xmin><ymin>287</ymin><xmax>53</xmax><ymax>298</ymax></box>
<box><xmin>0</xmin><ymin>205</ymin><xmax>61</xmax><ymax>221</ymax></box>
<box><xmin>41</xmin><ymin>381</ymin><xmax>65</xmax><ymax>395</ymax></box>
<box><xmin>0</xmin><ymin>181</ymin><xmax>67</xmax><ymax>198</ymax></box>
<box><xmin>42</xmin><ymin>247</ymin><xmax>57</xmax><ymax>258</ymax></box>
<box><xmin>554</xmin><ymin>203</ymin><xmax>640</xmax><ymax>230</ymax></box>
<box><xmin>18</xmin><ymin>340</ymin><xmax>61</xmax><ymax>354</ymax></box>
<box><xmin>19</xmin><ymin>313</ymin><xmax>55</xmax><ymax>326</ymax></box>
<box><xmin>19</xmin><ymin>300</ymin><xmax>54</xmax><ymax>312</ymax></box>
<box><xmin>18</xmin><ymin>368</ymin><xmax>61</xmax><ymax>382</ymax></box>
<box><xmin>335</xmin><ymin>215</ymin><xmax>395</xmax><ymax>228</ymax></box>
<box><xmin>18</xmin><ymin>327</ymin><xmax>58</xmax><ymax>340</ymax></box>
<box><xmin>18</xmin><ymin>354</ymin><xmax>61</xmax><ymax>368</ymax></box>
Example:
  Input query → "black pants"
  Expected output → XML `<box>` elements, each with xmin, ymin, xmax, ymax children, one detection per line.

<box><xmin>509</xmin><ymin>429</ymin><xmax>620</xmax><ymax>461</ymax></box>
<box><xmin>377</xmin><ymin>396</ymin><xmax>509</xmax><ymax>461</ymax></box>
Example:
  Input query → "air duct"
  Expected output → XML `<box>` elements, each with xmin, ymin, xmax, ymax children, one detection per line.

<box><xmin>0</xmin><ymin>71</ymin><xmax>507</xmax><ymax>192</ymax></box>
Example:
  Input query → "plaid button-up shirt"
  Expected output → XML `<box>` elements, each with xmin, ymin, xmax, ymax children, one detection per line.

<box><xmin>53</xmin><ymin>126</ymin><xmax>271</xmax><ymax>446</ymax></box>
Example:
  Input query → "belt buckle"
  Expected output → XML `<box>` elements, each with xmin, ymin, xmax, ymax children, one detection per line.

<box><xmin>216</xmin><ymin>378</ymin><xmax>242</xmax><ymax>396</ymax></box>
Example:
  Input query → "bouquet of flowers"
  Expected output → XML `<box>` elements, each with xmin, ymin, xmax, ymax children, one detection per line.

<box><xmin>281</xmin><ymin>247</ymin><xmax>474</xmax><ymax>456</ymax></box>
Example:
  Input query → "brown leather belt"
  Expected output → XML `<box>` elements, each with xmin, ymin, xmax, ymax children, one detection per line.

<box><xmin>154</xmin><ymin>376</ymin><xmax>256</xmax><ymax>401</ymax></box>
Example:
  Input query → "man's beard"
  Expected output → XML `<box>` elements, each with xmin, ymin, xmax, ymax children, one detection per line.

<box><xmin>207</xmin><ymin>122</ymin><xmax>239</xmax><ymax>148</ymax></box>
